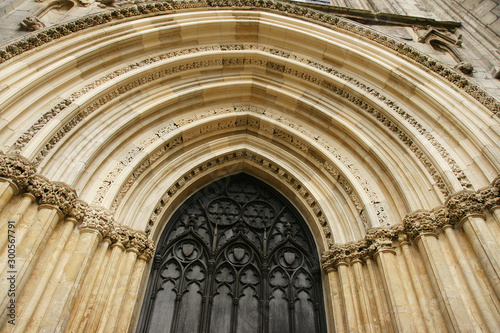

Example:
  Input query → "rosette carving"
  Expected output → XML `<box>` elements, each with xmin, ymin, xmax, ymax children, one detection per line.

<box><xmin>0</xmin><ymin>153</ymin><xmax>37</xmax><ymax>189</ymax></box>
<box><xmin>446</xmin><ymin>191</ymin><xmax>483</xmax><ymax>224</ymax></box>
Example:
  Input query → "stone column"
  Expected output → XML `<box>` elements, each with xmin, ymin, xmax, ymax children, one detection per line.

<box><xmin>11</xmin><ymin>218</ymin><xmax>75</xmax><ymax>333</ymax></box>
<box><xmin>460</xmin><ymin>214</ymin><xmax>500</xmax><ymax>299</ymax></box>
<box><xmin>35</xmin><ymin>227</ymin><xmax>102</xmax><ymax>332</ymax></box>
<box><xmin>0</xmin><ymin>204</ymin><xmax>63</xmax><ymax>328</ymax></box>
<box><xmin>336</xmin><ymin>261</ymin><xmax>362</xmax><ymax>332</ymax></box>
<box><xmin>86</xmin><ymin>240</ymin><xmax>126</xmax><ymax>332</ymax></box>
<box><xmin>365</xmin><ymin>226</ymin><xmax>415</xmax><ymax>333</ymax></box>
<box><xmin>0</xmin><ymin>178</ymin><xmax>18</xmax><ymax>213</ymax></box>
<box><xmin>0</xmin><ymin>193</ymin><xmax>34</xmax><ymax>253</ymax></box>
<box><xmin>373</xmin><ymin>246</ymin><xmax>414</xmax><ymax>332</ymax></box>
<box><xmin>490</xmin><ymin>206</ymin><xmax>500</xmax><ymax>227</ymax></box>
<box><xmin>364</xmin><ymin>256</ymin><xmax>392</xmax><ymax>333</ymax></box>
<box><xmin>398</xmin><ymin>234</ymin><xmax>436</xmax><ymax>332</ymax></box>
<box><xmin>406</xmin><ymin>209</ymin><xmax>479</xmax><ymax>332</ymax></box>
<box><xmin>66</xmin><ymin>237</ymin><xmax>112</xmax><ymax>333</ymax></box>
<box><xmin>442</xmin><ymin>224</ymin><xmax>500</xmax><ymax>332</ymax></box>
<box><xmin>100</xmin><ymin>247</ymin><xmax>138</xmax><ymax>332</ymax></box>
<box><xmin>351</xmin><ymin>259</ymin><xmax>376</xmax><ymax>332</ymax></box>
<box><xmin>115</xmin><ymin>254</ymin><xmax>149</xmax><ymax>332</ymax></box>
<box><xmin>448</xmin><ymin>191</ymin><xmax>500</xmax><ymax>299</ymax></box>
<box><xmin>325</xmin><ymin>267</ymin><xmax>346</xmax><ymax>333</ymax></box>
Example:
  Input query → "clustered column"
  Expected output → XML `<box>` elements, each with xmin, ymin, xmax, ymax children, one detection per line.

<box><xmin>322</xmin><ymin>175</ymin><xmax>500</xmax><ymax>332</ymax></box>
<box><xmin>0</xmin><ymin>153</ymin><xmax>155</xmax><ymax>333</ymax></box>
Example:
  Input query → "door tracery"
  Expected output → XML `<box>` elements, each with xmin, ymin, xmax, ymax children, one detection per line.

<box><xmin>138</xmin><ymin>174</ymin><xmax>326</xmax><ymax>332</ymax></box>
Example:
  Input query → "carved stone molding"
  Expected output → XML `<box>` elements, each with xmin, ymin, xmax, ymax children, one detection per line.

<box><xmin>0</xmin><ymin>153</ymin><xmax>156</xmax><ymax>260</ymax></box>
<box><xmin>403</xmin><ymin>210</ymin><xmax>440</xmax><ymax>239</ymax></box>
<box><xmin>80</xmin><ymin>206</ymin><xmax>156</xmax><ymax>259</ymax></box>
<box><xmin>446</xmin><ymin>191</ymin><xmax>484</xmax><ymax>225</ymax></box>
<box><xmin>100</xmin><ymin>106</ymin><xmax>384</xmax><ymax>228</ymax></box>
<box><xmin>0</xmin><ymin>0</ymin><xmax>498</xmax><ymax>117</ymax></box>
<box><xmin>0</xmin><ymin>153</ymin><xmax>37</xmax><ymax>189</ymax></box>
<box><xmin>143</xmin><ymin>149</ymin><xmax>335</xmax><ymax>245</ymax></box>
<box><xmin>17</xmin><ymin>47</ymin><xmax>464</xmax><ymax>195</ymax></box>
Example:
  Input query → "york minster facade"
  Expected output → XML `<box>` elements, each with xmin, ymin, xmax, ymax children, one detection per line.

<box><xmin>0</xmin><ymin>0</ymin><xmax>500</xmax><ymax>331</ymax></box>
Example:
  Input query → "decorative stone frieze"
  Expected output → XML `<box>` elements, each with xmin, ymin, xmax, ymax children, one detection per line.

<box><xmin>321</xmin><ymin>240</ymin><xmax>371</xmax><ymax>269</ymax></box>
<box><xmin>81</xmin><ymin>206</ymin><xmax>156</xmax><ymax>259</ymax></box>
<box><xmin>80</xmin><ymin>206</ymin><xmax>115</xmax><ymax>238</ymax></box>
<box><xmin>1</xmin><ymin>0</ymin><xmax>498</xmax><ymax>117</ymax></box>
<box><xmin>446</xmin><ymin>191</ymin><xmax>484</xmax><ymax>225</ymax></box>
<box><xmin>403</xmin><ymin>210</ymin><xmax>439</xmax><ymax>239</ymax></box>
<box><xmin>321</xmin><ymin>224</ymin><xmax>405</xmax><ymax>270</ymax></box>
<box><xmin>0</xmin><ymin>153</ymin><xmax>156</xmax><ymax>260</ymax></box>
<box><xmin>0</xmin><ymin>153</ymin><xmax>37</xmax><ymax>189</ymax></box>
<box><xmin>321</xmin><ymin>175</ymin><xmax>500</xmax><ymax>270</ymax></box>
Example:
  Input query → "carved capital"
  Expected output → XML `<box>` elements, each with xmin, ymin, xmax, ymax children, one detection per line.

<box><xmin>110</xmin><ymin>225</ymin><xmax>156</xmax><ymax>260</ymax></box>
<box><xmin>0</xmin><ymin>153</ymin><xmax>37</xmax><ymax>189</ymax></box>
<box><xmin>71</xmin><ymin>199</ymin><xmax>89</xmax><ymax>222</ymax></box>
<box><xmin>80</xmin><ymin>207</ymin><xmax>115</xmax><ymax>239</ymax></box>
<box><xmin>110</xmin><ymin>224</ymin><xmax>131</xmax><ymax>247</ymax></box>
<box><xmin>26</xmin><ymin>175</ymin><xmax>78</xmax><ymax>215</ymax></box>
<box><xmin>479</xmin><ymin>178</ymin><xmax>500</xmax><ymax>209</ymax></box>
<box><xmin>321</xmin><ymin>240</ymin><xmax>370</xmax><ymax>270</ymax></box>
<box><xmin>446</xmin><ymin>191</ymin><xmax>483</xmax><ymax>224</ymax></box>
<box><xmin>365</xmin><ymin>225</ymin><xmax>401</xmax><ymax>250</ymax></box>
<box><xmin>403</xmin><ymin>210</ymin><xmax>439</xmax><ymax>239</ymax></box>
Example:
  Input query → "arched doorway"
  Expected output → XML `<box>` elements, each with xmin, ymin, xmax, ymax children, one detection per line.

<box><xmin>137</xmin><ymin>173</ymin><xmax>326</xmax><ymax>332</ymax></box>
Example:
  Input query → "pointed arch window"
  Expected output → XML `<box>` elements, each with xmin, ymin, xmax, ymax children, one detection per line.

<box><xmin>138</xmin><ymin>174</ymin><xmax>326</xmax><ymax>332</ymax></box>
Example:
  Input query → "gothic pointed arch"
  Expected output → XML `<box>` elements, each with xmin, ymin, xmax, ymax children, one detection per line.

<box><xmin>138</xmin><ymin>173</ymin><xmax>326</xmax><ymax>333</ymax></box>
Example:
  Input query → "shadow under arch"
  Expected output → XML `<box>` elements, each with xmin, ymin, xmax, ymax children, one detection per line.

<box><xmin>137</xmin><ymin>172</ymin><xmax>327</xmax><ymax>333</ymax></box>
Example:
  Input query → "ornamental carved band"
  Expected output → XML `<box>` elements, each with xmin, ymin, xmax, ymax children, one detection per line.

<box><xmin>80</xmin><ymin>207</ymin><xmax>156</xmax><ymax>260</ymax></box>
<box><xmin>0</xmin><ymin>153</ymin><xmax>37</xmax><ymax>189</ymax></box>
<box><xmin>0</xmin><ymin>0</ymin><xmax>499</xmax><ymax>116</ymax></box>
<box><xmin>0</xmin><ymin>153</ymin><xmax>155</xmax><ymax>261</ymax></box>
<box><xmin>321</xmin><ymin>176</ymin><xmax>500</xmax><ymax>271</ymax></box>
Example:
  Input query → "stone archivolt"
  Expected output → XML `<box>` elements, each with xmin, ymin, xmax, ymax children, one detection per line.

<box><xmin>322</xmin><ymin>174</ymin><xmax>500</xmax><ymax>269</ymax></box>
<box><xmin>0</xmin><ymin>0</ymin><xmax>498</xmax><ymax>118</ymax></box>
<box><xmin>16</xmin><ymin>46</ymin><xmax>467</xmax><ymax>195</ymax></box>
<box><xmin>5</xmin><ymin>147</ymin><xmax>497</xmax><ymax>269</ymax></box>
